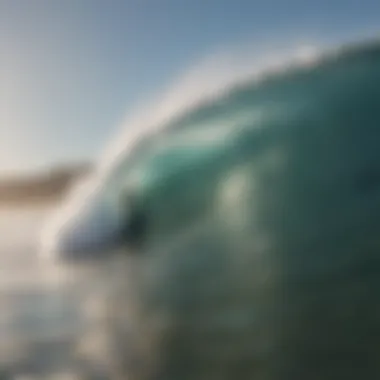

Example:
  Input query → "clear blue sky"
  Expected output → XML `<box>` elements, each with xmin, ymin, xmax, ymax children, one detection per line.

<box><xmin>0</xmin><ymin>0</ymin><xmax>379</xmax><ymax>176</ymax></box>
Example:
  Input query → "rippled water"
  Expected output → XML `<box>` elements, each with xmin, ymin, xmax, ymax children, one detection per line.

<box><xmin>0</xmin><ymin>207</ymin><xmax>92</xmax><ymax>377</ymax></box>
<box><xmin>0</xmin><ymin>207</ymin><xmax>138</xmax><ymax>380</ymax></box>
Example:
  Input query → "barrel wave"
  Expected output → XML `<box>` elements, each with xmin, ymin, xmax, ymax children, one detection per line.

<box><xmin>40</xmin><ymin>39</ymin><xmax>380</xmax><ymax>380</ymax></box>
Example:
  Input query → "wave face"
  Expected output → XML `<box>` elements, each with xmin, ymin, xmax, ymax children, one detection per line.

<box><xmin>40</xmin><ymin>39</ymin><xmax>380</xmax><ymax>380</ymax></box>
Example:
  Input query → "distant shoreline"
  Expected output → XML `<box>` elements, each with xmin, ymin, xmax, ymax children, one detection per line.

<box><xmin>0</xmin><ymin>198</ymin><xmax>60</xmax><ymax>208</ymax></box>
<box><xmin>0</xmin><ymin>163</ymin><xmax>91</xmax><ymax>207</ymax></box>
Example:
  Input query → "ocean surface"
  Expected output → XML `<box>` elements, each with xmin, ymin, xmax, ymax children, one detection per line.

<box><xmin>0</xmin><ymin>207</ymin><xmax>95</xmax><ymax>378</ymax></box>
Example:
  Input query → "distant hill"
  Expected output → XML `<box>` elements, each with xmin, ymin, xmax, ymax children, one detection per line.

<box><xmin>0</xmin><ymin>164</ymin><xmax>92</xmax><ymax>205</ymax></box>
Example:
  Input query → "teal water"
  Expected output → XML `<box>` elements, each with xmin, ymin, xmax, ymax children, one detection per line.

<box><xmin>40</xmin><ymin>39</ymin><xmax>380</xmax><ymax>379</ymax></box>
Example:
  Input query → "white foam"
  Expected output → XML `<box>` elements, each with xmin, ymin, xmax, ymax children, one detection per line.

<box><xmin>97</xmin><ymin>41</ymin><xmax>328</xmax><ymax>178</ymax></box>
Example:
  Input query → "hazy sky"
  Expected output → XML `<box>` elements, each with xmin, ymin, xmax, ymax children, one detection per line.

<box><xmin>1</xmin><ymin>0</ymin><xmax>379</xmax><ymax>176</ymax></box>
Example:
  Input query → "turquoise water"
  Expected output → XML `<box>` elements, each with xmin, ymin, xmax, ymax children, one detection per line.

<box><xmin>37</xmin><ymin>40</ymin><xmax>380</xmax><ymax>379</ymax></box>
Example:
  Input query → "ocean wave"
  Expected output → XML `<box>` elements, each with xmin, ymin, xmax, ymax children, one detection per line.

<box><xmin>97</xmin><ymin>37</ymin><xmax>379</xmax><ymax>179</ymax></box>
